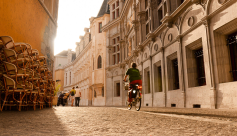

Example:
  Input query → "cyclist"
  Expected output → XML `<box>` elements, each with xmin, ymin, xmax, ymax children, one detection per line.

<box><xmin>123</xmin><ymin>62</ymin><xmax>142</xmax><ymax>104</ymax></box>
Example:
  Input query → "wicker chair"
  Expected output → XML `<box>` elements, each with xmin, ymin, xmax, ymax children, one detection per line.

<box><xmin>3</xmin><ymin>61</ymin><xmax>30</xmax><ymax>85</ymax></box>
<box><xmin>0</xmin><ymin>36</ymin><xmax>27</xmax><ymax>54</ymax></box>
<box><xmin>3</xmin><ymin>48</ymin><xmax>31</xmax><ymax>69</ymax></box>
<box><xmin>1</xmin><ymin>36</ymin><xmax>54</xmax><ymax>111</ymax></box>
<box><xmin>2</xmin><ymin>74</ymin><xmax>29</xmax><ymax>111</ymax></box>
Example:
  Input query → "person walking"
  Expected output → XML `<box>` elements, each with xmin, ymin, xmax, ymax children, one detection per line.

<box><xmin>75</xmin><ymin>86</ymin><xmax>81</xmax><ymax>107</ymax></box>
<box><xmin>70</xmin><ymin>87</ymin><xmax>76</xmax><ymax>106</ymax></box>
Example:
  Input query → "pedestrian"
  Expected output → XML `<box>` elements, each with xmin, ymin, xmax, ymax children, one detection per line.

<box><xmin>70</xmin><ymin>87</ymin><xmax>76</xmax><ymax>106</ymax></box>
<box><xmin>75</xmin><ymin>86</ymin><xmax>81</xmax><ymax>107</ymax></box>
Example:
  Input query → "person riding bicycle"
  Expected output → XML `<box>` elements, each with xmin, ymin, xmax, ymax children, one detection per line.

<box><xmin>123</xmin><ymin>63</ymin><xmax>142</xmax><ymax>104</ymax></box>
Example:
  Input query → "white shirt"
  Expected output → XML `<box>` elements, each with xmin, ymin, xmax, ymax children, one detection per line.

<box><xmin>75</xmin><ymin>89</ymin><xmax>81</xmax><ymax>97</ymax></box>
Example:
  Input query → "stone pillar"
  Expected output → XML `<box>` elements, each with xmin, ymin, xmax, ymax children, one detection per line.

<box><xmin>202</xmin><ymin>19</ymin><xmax>217</xmax><ymax>109</ymax></box>
<box><xmin>177</xmin><ymin>36</ymin><xmax>186</xmax><ymax>108</ymax></box>
<box><xmin>166</xmin><ymin>0</ymin><xmax>171</xmax><ymax>16</ymax></box>
<box><xmin>129</xmin><ymin>38</ymin><xmax>132</xmax><ymax>56</ymax></box>
<box><xmin>160</xmin><ymin>47</ymin><xmax>166</xmax><ymax>107</ymax></box>
<box><xmin>150</xmin><ymin>0</ymin><xmax>157</xmax><ymax>32</ymax></box>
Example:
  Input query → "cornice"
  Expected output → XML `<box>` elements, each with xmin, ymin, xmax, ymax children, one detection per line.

<box><xmin>161</xmin><ymin>0</ymin><xmax>192</xmax><ymax>28</ymax></box>
<box><xmin>63</xmin><ymin>42</ymin><xmax>92</xmax><ymax>69</ymax></box>
<box><xmin>120</xmin><ymin>0</ymin><xmax>132</xmax><ymax>19</ymax></box>
<box><xmin>141</xmin><ymin>36</ymin><xmax>151</xmax><ymax>47</ymax></box>
<box><xmin>205</xmin><ymin>0</ymin><xmax>236</xmax><ymax>20</ymax></box>
<box><xmin>108</xmin><ymin>0</ymin><xmax>116</xmax><ymax>5</ymax></box>
<box><xmin>102</xmin><ymin>17</ymin><xmax>121</xmax><ymax>31</ymax></box>
<box><xmin>105</xmin><ymin>63</ymin><xmax>120</xmax><ymax>71</ymax></box>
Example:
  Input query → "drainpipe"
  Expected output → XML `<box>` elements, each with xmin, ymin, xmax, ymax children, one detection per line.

<box><xmin>203</xmin><ymin>20</ymin><xmax>217</xmax><ymax>109</ymax></box>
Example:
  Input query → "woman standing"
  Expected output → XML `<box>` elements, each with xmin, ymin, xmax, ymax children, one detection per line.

<box><xmin>70</xmin><ymin>87</ymin><xmax>76</xmax><ymax>106</ymax></box>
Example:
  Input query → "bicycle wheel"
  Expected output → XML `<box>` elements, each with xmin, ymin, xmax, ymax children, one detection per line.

<box><xmin>128</xmin><ymin>102</ymin><xmax>132</xmax><ymax>110</ymax></box>
<box><xmin>135</xmin><ymin>98</ymin><xmax>141</xmax><ymax>111</ymax></box>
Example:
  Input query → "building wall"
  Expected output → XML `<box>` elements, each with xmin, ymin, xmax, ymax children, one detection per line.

<box><xmin>90</xmin><ymin>14</ymin><xmax>110</xmax><ymax>106</ymax></box>
<box><xmin>0</xmin><ymin>0</ymin><xmax>58</xmax><ymax>71</ymax></box>
<box><xmin>54</xmin><ymin>69</ymin><xmax>65</xmax><ymax>92</ymax></box>
<box><xmin>103</xmin><ymin>0</ymin><xmax>237</xmax><ymax>109</ymax></box>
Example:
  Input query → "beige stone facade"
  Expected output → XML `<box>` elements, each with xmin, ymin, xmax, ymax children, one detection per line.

<box><xmin>103</xmin><ymin>0</ymin><xmax>237</xmax><ymax>109</ymax></box>
<box><xmin>54</xmin><ymin>0</ymin><xmax>110</xmax><ymax>106</ymax></box>
<box><xmin>54</xmin><ymin>0</ymin><xmax>237</xmax><ymax>109</ymax></box>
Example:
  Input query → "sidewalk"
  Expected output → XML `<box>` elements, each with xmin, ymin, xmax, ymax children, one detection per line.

<box><xmin>138</xmin><ymin>107</ymin><xmax>237</xmax><ymax>121</ymax></box>
<box><xmin>66</xmin><ymin>104</ymin><xmax>237</xmax><ymax>118</ymax></box>
<box><xmin>65</xmin><ymin>98</ymin><xmax>237</xmax><ymax>119</ymax></box>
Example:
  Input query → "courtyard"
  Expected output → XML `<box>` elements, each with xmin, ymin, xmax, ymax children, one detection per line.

<box><xmin>1</xmin><ymin>107</ymin><xmax>237</xmax><ymax>135</ymax></box>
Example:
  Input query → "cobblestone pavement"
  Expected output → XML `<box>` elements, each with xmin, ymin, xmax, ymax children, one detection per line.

<box><xmin>1</xmin><ymin>107</ymin><xmax>237</xmax><ymax>136</ymax></box>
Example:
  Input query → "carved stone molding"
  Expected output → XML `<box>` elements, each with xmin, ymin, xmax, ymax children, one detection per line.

<box><xmin>161</xmin><ymin>15</ymin><xmax>172</xmax><ymax>28</ymax></box>
<box><xmin>138</xmin><ymin>11</ymin><xmax>146</xmax><ymax>24</ymax></box>
<box><xmin>168</xmin><ymin>34</ymin><xmax>173</xmax><ymax>42</ymax></box>
<box><xmin>188</xmin><ymin>16</ymin><xmax>195</xmax><ymax>27</ymax></box>
<box><xmin>133</xmin><ymin>3</ymin><xmax>136</xmax><ymax>10</ymax></box>
<box><xmin>150</xmin><ymin>0</ymin><xmax>157</xmax><ymax>9</ymax></box>
<box><xmin>154</xmin><ymin>44</ymin><xmax>158</xmax><ymax>51</ymax></box>
<box><xmin>166</xmin><ymin>22</ymin><xmax>173</xmax><ymax>28</ymax></box>
<box><xmin>174</xmin><ymin>17</ymin><xmax>182</xmax><ymax>30</ymax></box>
<box><xmin>218</xmin><ymin>0</ymin><xmax>227</xmax><ymax>4</ymax></box>
<box><xmin>159</xmin><ymin>46</ymin><xmax>164</xmax><ymax>52</ymax></box>
<box><xmin>144</xmin><ymin>53</ymin><xmax>148</xmax><ymax>59</ymax></box>
<box><xmin>191</xmin><ymin>0</ymin><xmax>201</xmax><ymax>4</ymax></box>
<box><xmin>176</xmin><ymin>35</ymin><xmax>182</xmax><ymax>43</ymax></box>
<box><xmin>159</xmin><ymin>32</ymin><xmax>164</xmax><ymax>42</ymax></box>
<box><xmin>202</xmin><ymin>19</ymin><xmax>209</xmax><ymax>28</ymax></box>
<box><xmin>137</xmin><ymin>58</ymin><xmax>140</xmax><ymax>64</ymax></box>
<box><xmin>191</xmin><ymin>0</ymin><xmax>207</xmax><ymax>9</ymax></box>
<box><xmin>131</xmin><ymin>20</ymin><xmax>139</xmax><ymax>25</ymax></box>
<box><xmin>115</xmin><ymin>71</ymin><xmax>118</xmax><ymax>76</ymax></box>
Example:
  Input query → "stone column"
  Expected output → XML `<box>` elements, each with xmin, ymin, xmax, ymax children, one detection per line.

<box><xmin>166</xmin><ymin>0</ymin><xmax>171</xmax><ymax>16</ymax></box>
<box><xmin>177</xmin><ymin>36</ymin><xmax>186</xmax><ymax>108</ymax></box>
<box><xmin>150</xmin><ymin>0</ymin><xmax>157</xmax><ymax>32</ymax></box>
<box><xmin>160</xmin><ymin>46</ymin><xmax>166</xmax><ymax>107</ymax></box>
<box><xmin>129</xmin><ymin>38</ymin><xmax>132</xmax><ymax>56</ymax></box>
<box><xmin>202</xmin><ymin>19</ymin><xmax>217</xmax><ymax>109</ymax></box>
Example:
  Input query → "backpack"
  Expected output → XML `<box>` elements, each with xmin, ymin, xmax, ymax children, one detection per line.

<box><xmin>71</xmin><ymin>90</ymin><xmax>75</xmax><ymax>96</ymax></box>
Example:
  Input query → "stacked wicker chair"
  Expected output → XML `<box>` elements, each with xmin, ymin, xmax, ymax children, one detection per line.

<box><xmin>0</xmin><ymin>36</ymin><xmax>54</xmax><ymax>111</ymax></box>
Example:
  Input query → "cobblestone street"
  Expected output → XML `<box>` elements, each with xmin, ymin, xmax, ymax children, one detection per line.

<box><xmin>1</xmin><ymin>107</ymin><xmax>237</xmax><ymax>136</ymax></box>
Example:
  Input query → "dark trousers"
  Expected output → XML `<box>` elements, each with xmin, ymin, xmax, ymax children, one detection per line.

<box><xmin>75</xmin><ymin>97</ymin><xmax>80</xmax><ymax>107</ymax></box>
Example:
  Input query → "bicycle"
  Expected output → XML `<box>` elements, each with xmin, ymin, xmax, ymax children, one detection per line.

<box><xmin>124</xmin><ymin>81</ymin><xmax>142</xmax><ymax>111</ymax></box>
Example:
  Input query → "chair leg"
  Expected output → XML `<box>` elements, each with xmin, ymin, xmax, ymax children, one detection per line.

<box><xmin>18</xmin><ymin>101</ymin><xmax>22</xmax><ymax>111</ymax></box>
<box><xmin>33</xmin><ymin>96</ymin><xmax>37</xmax><ymax>111</ymax></box>
<box><xmin>1</xmin><ymin>97</ymin><xmax>7</xmax><ymax>112</ymax></box>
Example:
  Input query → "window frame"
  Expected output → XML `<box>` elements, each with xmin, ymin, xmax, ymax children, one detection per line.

<box><xmin>97</xmin><ymin>55</ymin><xmax>102</xmax><ymax>69</ymax></box>
<box><xmin>99</xmin><ymin>22</ymin><xmax>102</xmax><ymax>33</ymax></box>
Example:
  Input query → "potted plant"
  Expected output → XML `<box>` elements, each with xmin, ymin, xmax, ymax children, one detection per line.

<box><xmin>53</xmin><ymin>83</ymin><xmax>61</xmax><ymax>106</ymax></box>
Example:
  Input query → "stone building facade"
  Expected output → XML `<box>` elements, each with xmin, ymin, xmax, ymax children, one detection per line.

<box><xmin>103</xmin><ymin>0</ymin><xmax>237</xmax><ymax>109</ymax></box>
<box><xmin>0</xmin><ymin>0</ymin><xmax>59</xmax><ymax>71</ymax></box>
<box><xmin>55</xmin><ymin>0</ymin><xmax>110</xmax><ymax>106</ymax></box>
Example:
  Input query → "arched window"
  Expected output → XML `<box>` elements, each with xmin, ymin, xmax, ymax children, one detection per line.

<box><xmin>97</xmin><ymin>55</ymin><xmax>102</xmax><ymax>69</ymax></box>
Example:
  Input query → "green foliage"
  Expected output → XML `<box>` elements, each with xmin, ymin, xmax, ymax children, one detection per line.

<box><xmin>54</xmin><ymin>83</ymin><xmax>61</xmax><ymax>96</ymax></box>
